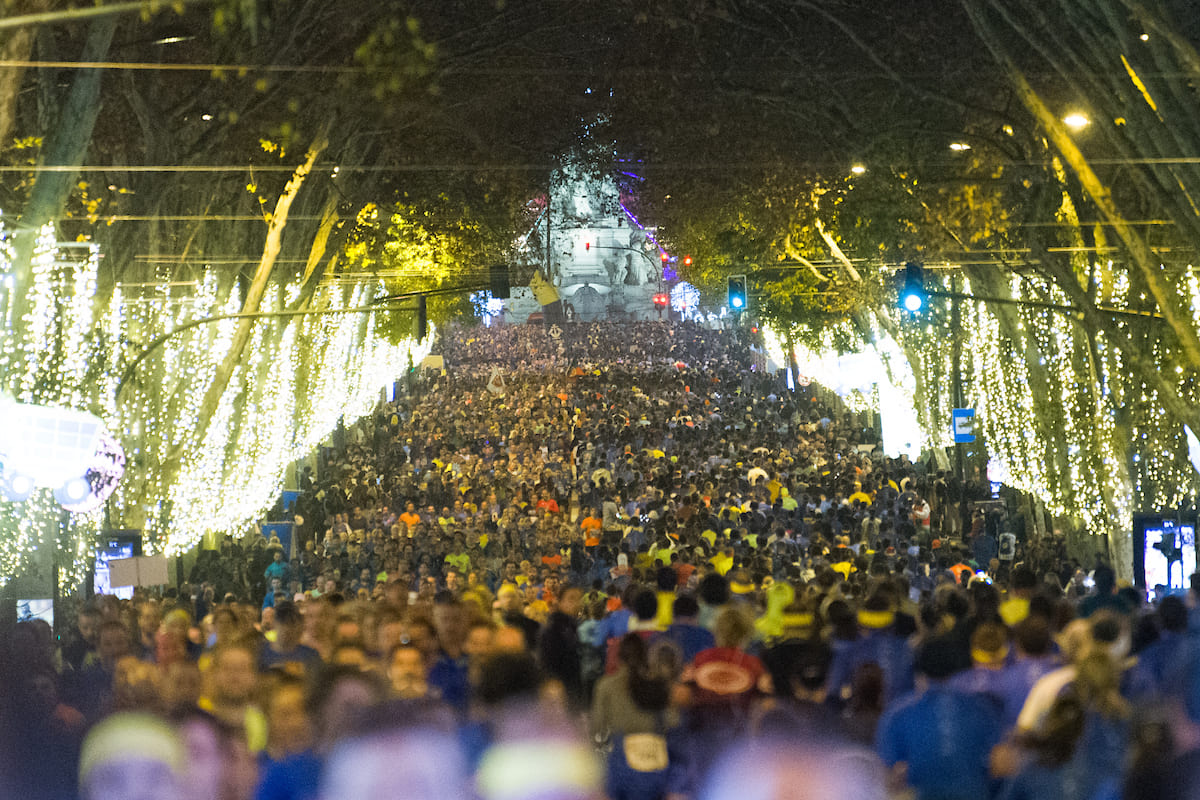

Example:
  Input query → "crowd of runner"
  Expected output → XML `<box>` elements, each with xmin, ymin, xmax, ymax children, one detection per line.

<box><xmin>2</xmin><ymin>319</ymin><xmax>1196</xmax><ymax>800</ymax></box>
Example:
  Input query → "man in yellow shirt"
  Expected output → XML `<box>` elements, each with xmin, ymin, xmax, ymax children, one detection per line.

<box><xmin>848</xmin><ymin>482</ymin><xmax>872</xmax><ymax>506</ymax></box>
<box><xmin>766</xmin><ymin>475</ymin><xmax>783</xmax><ymax>504</ymax></box>
<box><xmin>709</xmin><ymin>548</ymin><xmax>735</xmax><ymax>576</ymax></box>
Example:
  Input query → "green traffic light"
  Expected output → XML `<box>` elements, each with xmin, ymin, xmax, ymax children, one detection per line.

<box><xmin>900</xmin><ymin>263</ymin><xmax>926</xmax><ymax>313</ymax></box>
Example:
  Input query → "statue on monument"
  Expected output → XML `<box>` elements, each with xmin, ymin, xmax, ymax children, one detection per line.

<box><xmin>602</xmin><ymin>254</ymin><xmax>621</xmax><ymax>287</ymax></box>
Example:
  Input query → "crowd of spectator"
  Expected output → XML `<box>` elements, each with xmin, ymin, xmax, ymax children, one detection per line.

<box><xmin>1</xmin><ymin>318</ymin><xmax>1196</xmax><ymax>800</ymax></box>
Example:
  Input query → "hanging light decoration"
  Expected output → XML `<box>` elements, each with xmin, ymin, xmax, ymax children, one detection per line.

<box><xmin>0</xmin><ymin>217</ymin><xmax>433</xmax><ymax>586</ymax></box>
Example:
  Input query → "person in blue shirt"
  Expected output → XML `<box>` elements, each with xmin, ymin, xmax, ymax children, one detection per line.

<box><xmin>255</xmin><ymin>665</ymin><xmax>385</xmax><ymax>800</ymax></box>
<box><xmin>876</xmin><ymin>635</ymin><xmax>1004</xmax><ymax>800</ymax></box>
<box><xmin>662</xmin><ymin>595</ymin><xmax>715</xmax><ymax>663</ymax></box>
<box><xmin>264</xmin><ymin>550</ymin><xmax>290</xmax><ymax>584</ymax></box>
<box><xmin>262</xmin><ymin>577</ymin><xmax>284</xmax><ymax>611</ymax></box>
<box><xmin>259</xmin><ymin>602</ymin><xmax>320</xmax><ymax>672</ymax></box>
<box><xmin>428</xmin><ymin>593</ymin><xmax>471</xmax><ymax>714</ymax></box>
<box><xmin>998</xmin><ymin>651</ymin><xmax>1130</xmax><ymax>800</ymax></box>
<box><xmin>989</xmin><ymin>616</ymin><xmax>1060</xmax><ymax>731</ymax></box>
<box><xmin>592</xmin><ymin>584</ymin><xmax>638</xmax><ymax>649</ymax></box>
<box><xmin>973</xmin><ymin>529</ymin><xmax>998</xmax><ymax>566</ymax></box>
<box><xmin>1126</xmin><ymin>595</ymin><xmax>1188</xmax><ymax>701</ymax></box>
<box><xmin>829</xmin><ymin>594</ymin><xmax>915</xmax><ymax>709</ymax></box>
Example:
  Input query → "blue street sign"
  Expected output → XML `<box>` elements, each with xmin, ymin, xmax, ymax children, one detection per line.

<box><xmin>952</xmin><ymin>408</ymin><xmax>976</xmax><ymax>443</ymax></box>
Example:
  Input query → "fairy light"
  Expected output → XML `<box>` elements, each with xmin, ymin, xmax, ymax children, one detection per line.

<box><xmin>2</xmin><ymin>219</ymin><xmax>436</xmax><ymax>584</ymax></box>
<box><xmin>150</xmin><ymin>279</ymin><xmax>434</xmax><ymax>555</ymax></box>
<box><xmin>3</xmin><ymin>206</ymin><xmax>1193</xmax><ymax>583</ymax></box>
<box><xmin>15</xmin><ymin>225</ymin><xmax>59</xmax><ymax>402</ymax></box>
<box><xmin>870</xmin><ymin>263</ymin><xmax>1161</xmax><ymax>561</ymax></box>
<box><xmin>1186</xmin><ymin>266</ymin><xmax>1200</xmax><ymax>331</ymax></box>
<box><xmin>0</xmin><ymin>224</ymin><xmax>113</xmax><ymax>585</ymax></box>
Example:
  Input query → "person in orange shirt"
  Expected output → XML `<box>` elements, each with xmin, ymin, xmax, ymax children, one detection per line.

<box><xmin>579</xmin><ymin>506</ymin><xmax>603</xmax><ymax>545</ymax></box>
<box><xmin>399</xmin><ymin>502</ymin><xmax>421</xmax><ymax>530</ymax></box>
<box><xmin>949</xmin><ymin>550</ymin><xmax>975</xmax><ymax>584</ymax></box>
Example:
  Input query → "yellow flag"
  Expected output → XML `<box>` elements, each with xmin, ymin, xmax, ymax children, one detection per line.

<box><xmin>530</xmin><ymin>270</ymin><xmax>560</xmax><ymax>305</ymax></box>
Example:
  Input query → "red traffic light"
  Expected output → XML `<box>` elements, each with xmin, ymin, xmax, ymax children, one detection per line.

<box><xmin>653</xmin><ymin>293</ymin><xmax>669</xmax><ymax>306</ymax></box>
<box><xmin>660</xmin><ymin>252</ymin><xmax>669</xmax><ymax>262</ymax></box>
<box><xmin>683</xmin><ymin>255</ymin><xmax>693</xmax><ymax>266</ymax></box>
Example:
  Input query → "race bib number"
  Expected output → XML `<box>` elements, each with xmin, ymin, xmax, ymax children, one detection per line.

<box><xmin>623</xmin><ymin>734</ymin><xmax>669</xmax><ymax>773</ymax></box>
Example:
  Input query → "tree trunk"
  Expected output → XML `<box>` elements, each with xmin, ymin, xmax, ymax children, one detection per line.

<box><xmin>963</xmin><ymin>0</ymin><xmax>1200</xmax><ymax>370</ymax></box>
<box><xmin>160</xmin><ymin>125</ymin><xmax>330</xmax><ymax>479</ymax></box>
<box><xmin>5</xmin><ymin>17</ymin><xmax>116</xmax><ymax>394</ymax></box>
<box><xmin>0</xmin><ymin>0</ymin><xmax>52</xmax><ymax>147</ymax></box>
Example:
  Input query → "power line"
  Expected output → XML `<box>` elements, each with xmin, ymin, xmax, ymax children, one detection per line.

<box><xmin>132</xmin><ymin>256</ymin><xmax>313</xmax><ymax>263</ymax></box>
<box><xmin>5</xmin><ymin>158</ymin><xmax>1200</xmax><ymax>175</ymax></box>
<box><xmin>7</xmin><ymin>58</ymin><xmax>1200</xmax><ymax>83</ymax></box>
<box><xmin>0</xmin><ymin>0</ymin><xmax>208</xmax><ymax>31</ymax></box>
<box><xmin>1012</xmin><ymin>220</ymin><xmax>1175</xmax><ymax>226</ymax></box>
<box><xmin>0</xmin><ymin>164</ymin><xmax>555</xmax><ymax>172</ymax></box>
<box><xmin>0</xmin><ymin>59</ymin><xmax>357</xmax><ymax>74</ymax></box>
<box><xmin>101</xmin><ymin>215</ymin><xmax>326</xmax><ymax>221</ymax></box>
<box><xmin>117</xmin><ymin>283</ymin><xmax>480</xmax><ymax>398</ymax></box>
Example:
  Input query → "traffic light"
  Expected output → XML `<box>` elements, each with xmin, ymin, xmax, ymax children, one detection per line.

<box><xmin>683</xmin><ymin>255</ymin><xmax>693</xmax><ymax>267</ymax></box>
<box><xmin>653</xmin><ymin>292</ymin><xmax>669</xmax><ymax>317</ymax></box>
<box><xmin>489</xmin><ymin>263</ymin><xmax>510</xmax><ymax>299</ymax></box>
<box><xmin>727</xmin><ymin>275</ymin><xmax>747</xmax><ymax>311</ymax></box>
<box><xmin>899</xmin><ymin>262</ymin><xmax>927</xmax><ymax>312</ymax></box>
<box><xmin>415</xmin><ymin>295</ymin><xmax>428</xmax><ymax>342</ymax></box>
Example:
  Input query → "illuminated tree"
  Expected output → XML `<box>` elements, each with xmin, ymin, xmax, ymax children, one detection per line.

<box><xmin>624</xmin><ymin>0</ymin><xmax>1200</xmax><ymax>574</ymax></box>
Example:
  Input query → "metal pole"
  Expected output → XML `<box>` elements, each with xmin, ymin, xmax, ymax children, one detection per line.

<box><xmin>51</xmin><ymin>510</ymin><xmax>65</xmax><ymax>631</ymax></box>
<box><xmin>928</xmin><ymin>289</ymin><xmax>1162</xmax><ymax>322</ymax></box>
<box><xmin>950</xmin><ymin>277</ymin><xmax>969</xmax><ymax>540</ymax></box>
<box><xmin>116</xmin><ymin>285</ymin><xmax>482</xmax><ymax>401</ymax></box>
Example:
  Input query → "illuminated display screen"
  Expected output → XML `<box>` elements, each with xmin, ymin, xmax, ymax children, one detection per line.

<box><xmin>94</xmin><ymin>536</ymin><xmax>140</xmax><ymax>599</ymax></box>
<box><xmin>1142</xmin><ymin>518</ymin><xmax>1196</xmax><ymax>593</ymax></box>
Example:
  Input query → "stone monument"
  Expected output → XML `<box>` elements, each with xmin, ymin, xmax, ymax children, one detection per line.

<box><xmin>503</xmin><ymin>155</ymin><xmax>663</xmax><ymax>324</ymax></box>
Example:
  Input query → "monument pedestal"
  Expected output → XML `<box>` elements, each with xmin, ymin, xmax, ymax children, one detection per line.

<box><xmin>503</xmin><ymin>282</ymin><xmax>661</xmax><ymax>325</ymax></box>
